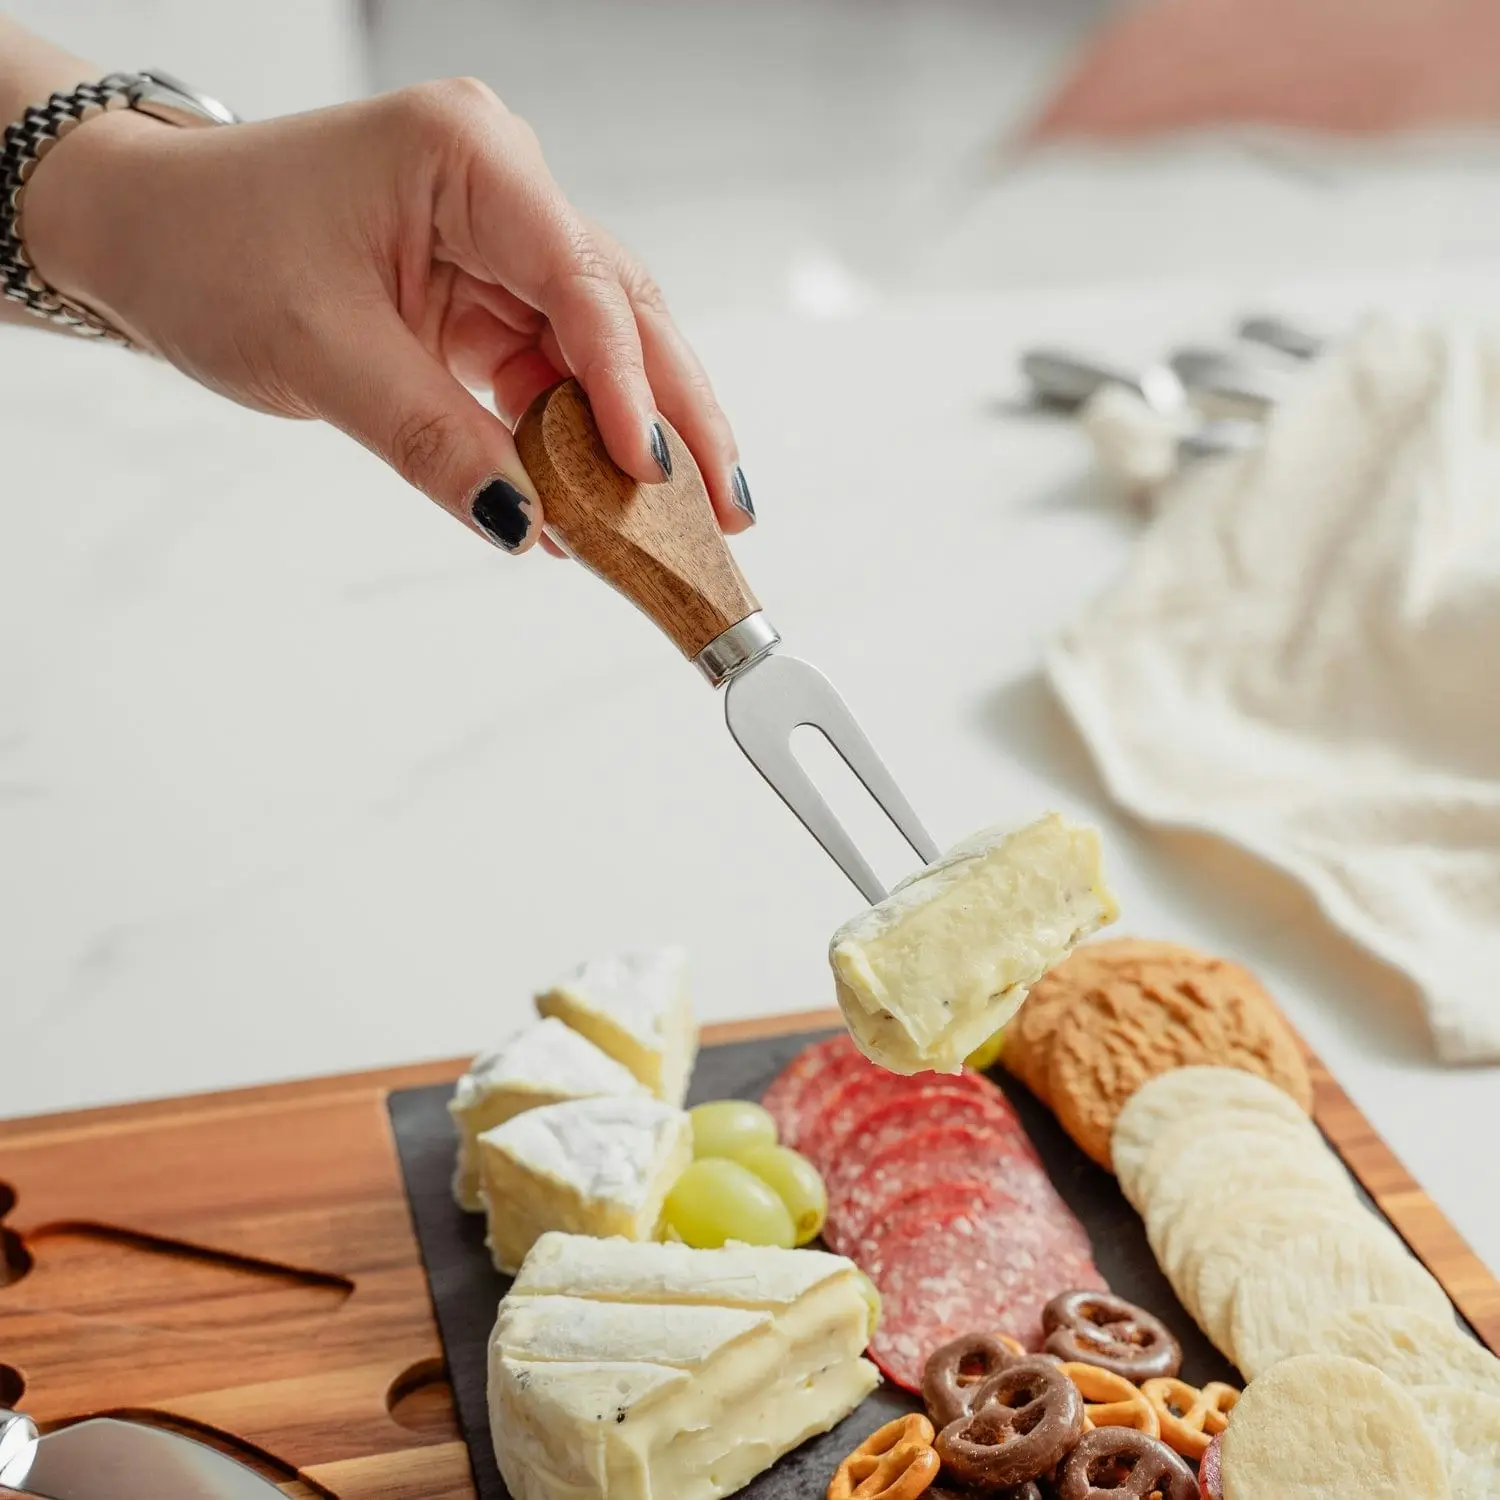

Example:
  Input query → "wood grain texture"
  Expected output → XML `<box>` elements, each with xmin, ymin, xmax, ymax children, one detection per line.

<box><xmin>515</xmin><ymin>379</ymin><xmax>759</xmax><ymax>658</ymax></box>
<box><xmin>0</xmin><ymin>1010</ymin><xmax>1493</xmax><ymax>1500</ymax></box>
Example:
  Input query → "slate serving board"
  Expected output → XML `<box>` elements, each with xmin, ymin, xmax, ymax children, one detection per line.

<box><xmin>387</xmin><ymin>1027</ymin><xmax>1454</xmax><ymax>1500</ymax></box>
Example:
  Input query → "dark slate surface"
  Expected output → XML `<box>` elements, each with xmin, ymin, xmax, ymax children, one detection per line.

<box><xmin>387</xmin><ymin>1029</ymin><xmax>1437</xmax><ymax>1499</ymax></box>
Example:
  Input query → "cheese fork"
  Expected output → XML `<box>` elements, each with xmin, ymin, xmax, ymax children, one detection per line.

<box><xmin>516</xmin><ymin>380</ymin><xmax>938</xmax><ymax>904</ymax></box>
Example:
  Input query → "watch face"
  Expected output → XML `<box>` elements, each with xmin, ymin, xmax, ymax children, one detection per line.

<box><xmin>136</xmin><ymin>69</ymin><xmax>238</xmax><ymax>127</ymax></box>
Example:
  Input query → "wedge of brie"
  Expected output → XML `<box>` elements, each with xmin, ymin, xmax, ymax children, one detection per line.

<box><xmin>535</xmin><ymin>948</ymin><xmax>697</xmax><ymax>1107</ymax></box>
<box><xmin>490</xmin><ymin>1233</ymin><xmax>879</xmax><ymax>1500</ymax></box>
<box><xmin>830</xmin><ymin>812</ymin><xmax>1118</xmax><ymax>1075</ymax></box>
<box><xmin>478</xmin><ymin>1096</ymin><xmax>693</xmax><ymax>1274</ymax></box>
<box><xmin>449</xmin><ymin>1018</ymin><xmax>646</xmax><ymax>1212</ymax></box>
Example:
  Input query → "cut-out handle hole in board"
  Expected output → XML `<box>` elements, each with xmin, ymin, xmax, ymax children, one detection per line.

<box><xmin>387</xmin><ymin>1356</ymin><xmax>458</xmax><ymax>1438</ymax></box>
<box><xmin>10</xmin><ymin>1222</ymin><xmax>350</xmax><ymax>1333</ymax></box>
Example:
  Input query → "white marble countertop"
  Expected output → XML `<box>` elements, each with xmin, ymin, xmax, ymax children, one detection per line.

<box><xmin>4</xmin><ymin>266</ymin><xmax>1498</xmax><ymax>1279</ymax></box>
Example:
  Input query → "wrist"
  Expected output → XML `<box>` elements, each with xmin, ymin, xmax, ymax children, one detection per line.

<box><xmin>18</xmin><ymin>107</ymin><xmax>167</xmax><ymax>343</ymax></box>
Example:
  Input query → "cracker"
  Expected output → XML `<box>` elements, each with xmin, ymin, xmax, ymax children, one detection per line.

<box><xmin>1220</xmin><ymin>1354</ymin><xmax>1450</xmax><ymax>1500</ymax></box>
<box><xmin>1312</xmin><ymin>1304</ymin><xmax>1500</xmax><ymax>1399</ymax></box>
<box><xmin>1048</xmin><ymin>952</ymin><xmax>1311</xmax><ymax>1169</ymax></box>
<box><xmin>1128</xmin><ymin>1104</ymin><xmax>1332</xmax><ymax>1218</ymax></box>
<box><xmin>1228</xmin><ymin>1226</ymin><xmax>1454</xmax><ymax>1379</ymax></box>
<box><xmin>1139</xmin><ymin>1127</ymin><xmax>1355</xmax><ymax>1276</ymax></box>
<box><xmin>1410</xmin><ymin>1385</ymin><xmax>1500</xmax><ymax>1500</ymax></box>
<box><xmin>1001</xmin><ymin>938</ymin><xmax>1172</xmax><ymax>1104</ymax></box>
<box><xmin>1181</xmin><ymin>1192</ymin><xmax>1384</xmax><ymax>1353</ymax></box>
<box><xmin>1112</xmin><ymin>1065</ymin><xmax>1313</xmax><ymax>1208</ymax></box>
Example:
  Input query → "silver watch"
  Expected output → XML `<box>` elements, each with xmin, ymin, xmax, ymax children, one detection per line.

<box><xmin>1</xmin><ymin>69</ymin><xmax>237</xmax><ymax>343</ymax></box>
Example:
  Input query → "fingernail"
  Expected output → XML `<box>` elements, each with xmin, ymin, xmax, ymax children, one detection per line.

<box><xmin>649</xmin><ymin>421</ymin><xmax>673</xmax><ymax>480</ymax></box>
<box><xmin>470</xmin><ymin>476</ymin><xmax>536</xmax><ymax>553</ymax></box>
<box><xmin>730</xmin><ymin>465</ymin><xmax>755</xmax><ymax>521</ymax></box>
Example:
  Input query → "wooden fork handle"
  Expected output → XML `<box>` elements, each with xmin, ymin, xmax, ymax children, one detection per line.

<box><xmin>515</xmin><ymin>380</ymin><xmax>761</xmax><ymax>662</ymax></box>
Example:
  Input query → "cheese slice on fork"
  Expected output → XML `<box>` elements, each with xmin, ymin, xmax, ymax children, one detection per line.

<box><xmin>489</xmin><ymin>1233</ymin><xmax>879</xmax><ymax>1500</ymax></box>
<box><xmin>477</xmin><ymin>1096</ymin><xmax>692</xmax><ymax>1274</ymax></box>
<box><xmin>449</xmin><ymin>1018</ymin><xmax>645</xmax><ymax>1211</ymax></box>
<box><xmin>830</xmin><ymin>812</ymin><xmax>1118</xmax><ymax>1074</ymax></box>
<box><xmin>535</xmin><ymin>948</ymin><xmax>698</xmax><ymax>1106</ymax></box>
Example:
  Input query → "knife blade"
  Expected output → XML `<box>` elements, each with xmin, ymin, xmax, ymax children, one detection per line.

<box><xmin>0</xmin><ymin>1410</ymin><xmax>287</xmax><ymax>1500</ymax></box>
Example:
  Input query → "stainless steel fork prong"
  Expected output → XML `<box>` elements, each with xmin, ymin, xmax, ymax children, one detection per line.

<box><xmin>722</xmin><ymin>652</ymin><xmax>939</xmax><ymax>904</ymax></box>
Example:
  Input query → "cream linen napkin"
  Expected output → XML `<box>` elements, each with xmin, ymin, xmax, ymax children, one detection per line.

<box><xmin>1049</xmin><ymin>317</ymin><xmax>1500</xmax><ymax>1063</ymax></box>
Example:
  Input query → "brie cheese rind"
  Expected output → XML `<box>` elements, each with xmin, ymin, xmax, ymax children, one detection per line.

<box><xmin>535</xmin><ymin>948</ymin><xmax>698</xmax><ymax>1107</ymax></box>
<box><xmin>490</xmin><ymin>1233</ymin><xmax>879</xmax><ymax>1500</ymax></box>
<box><xmin>449</xmin><ymin>1018</ymin><xmax>646</xmax><ymax>1212</ymax></box>
<box><xmin>478</xmin><ymin>1096</ymin><xmax>693</xmax><ymax>1275</ymax></box>
<box><xmin>829</xmin><ymin>812</ymin><xmax>1118</xmax><ymax>1075</ymax></box>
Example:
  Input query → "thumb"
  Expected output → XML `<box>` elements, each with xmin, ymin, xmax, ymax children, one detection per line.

<box><xmin>313</xmin><ymin>310</ymin><xmax>545</xmax><ymax>553</ymax></box>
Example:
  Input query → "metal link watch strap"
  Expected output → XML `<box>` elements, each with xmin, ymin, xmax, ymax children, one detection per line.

<box><xmin>1</xmin><ymin>73</ymin><xmax>149</xmax><ymax>343</ymax></box>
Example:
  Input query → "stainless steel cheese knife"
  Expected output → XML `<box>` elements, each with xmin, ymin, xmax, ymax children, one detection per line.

<box><xmin>515</xmin><ymin>379</ymin><xmax>938</xmax><ymax>904</ymax></box>
<box><xmin>0</xmin><ymin>1409</ymin><xmax>286</xmax><ymax>1500</ymax></box>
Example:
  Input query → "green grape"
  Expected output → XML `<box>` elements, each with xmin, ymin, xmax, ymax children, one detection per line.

<box><xmin>662</xmin><ymin>1158</ymin><xmax>796</xmax><ymax>1250</ymax></box>
<box><xmin>736</xmin><ymin>1144</ymin><xmax>827</xmax><ymax>1246</ymax></box>
<box><xmin>689</xmin><ymin>1099</ymin><xmax>778</xmax><ymax>1161</ymax></box>
<box><xmin>853</xmin><ymin>1270</ymin><xmax>881</xmax><ymax>1340</ymax></box>
<box><xmin>966</xmin><ymin>1025</ymin><xmax>1007</xmax><ymax>1071</ymax></box>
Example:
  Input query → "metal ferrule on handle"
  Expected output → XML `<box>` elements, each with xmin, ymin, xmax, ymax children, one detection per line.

<box><xmin>693</xmin><ymin>613</ymin><xmax>780</xmax><ymax>687</ymax></box>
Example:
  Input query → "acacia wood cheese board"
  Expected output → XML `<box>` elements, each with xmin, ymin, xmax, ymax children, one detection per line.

<box><xmin>0</xmin><ymin>1010</ymin><xmax>1496</xmax><ymax>1500</ymax></box>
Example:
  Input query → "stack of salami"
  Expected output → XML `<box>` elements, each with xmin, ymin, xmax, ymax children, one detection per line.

<box><xmin>761</xmin><ymin>1034</ymin><xmax>1106</xmax><ymax>1391</ymax></box>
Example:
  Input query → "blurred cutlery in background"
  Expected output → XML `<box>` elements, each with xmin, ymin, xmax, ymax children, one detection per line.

<box><xmin>1020</xmin><ymin>349</ymin><xmax>1187</xmax><ymax>414</ymax></box>
<box><xmin>1237</xmin><ymin>314</ymin><xmax>1325</xmax><ymax>361</ymax></box>
<box><xmin>1166</xmin><ymin>346</ymin><xmax>1294</xmax><ymax>417</ymax></box>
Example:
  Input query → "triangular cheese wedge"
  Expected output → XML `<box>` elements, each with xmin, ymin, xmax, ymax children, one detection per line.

<box><xmin>477</xmin><ymin>1097</ymin><xmax>692</xmax><ymax>1275</ymax></box>
<box><xmin>511</xmin><ymin>1230</ymin><xmax>857</xmax><ymax>1308</ymax></box>
<box><xmin>535</xmin><ymin>949</ymin><xmax>697</xmax><ymax>1106</ymax></box>
<box><xmin>448</xmin><ymin>1018</ymin><xmax>645</xmax><ymax>1211</ymax></box>
<box><xmin>490</xmin><ymin>1234</ymin><xmax>879</xmax><ymax>1500</ymax></box>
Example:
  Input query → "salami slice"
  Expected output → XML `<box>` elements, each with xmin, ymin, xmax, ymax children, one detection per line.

<box><xmin>821</xmin><ymin>1087</ymin><xmax>1025</xmax><ymax>1207</ymax></box>
<box><xmin>866</xmin><ymin>1199</ymin><xmax>1107</xmax><ymax>1391</ymax></box>
<box><xmin>802</xmin><ymin>1070</ymin><xmax>1020</xmax><ymax>1175</ymax></box>
<box><xmin>758</xmin><ymin>1034</ymin><xmax>871</xmax><ymax>1150</ymax></box>
<box><xmin>848</xmin><ymin>1180</ymin><xmax>1018</xmax><ymax>1272</ymax></box>
<box><xmin>831</xmin><ymin>1121</ymin><xmax>1081</xmax><ymax>1254</ymax></box>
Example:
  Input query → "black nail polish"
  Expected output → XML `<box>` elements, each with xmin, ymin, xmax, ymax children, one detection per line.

<box><xmin>730</xmin><ymin>465</ymin><xmax>755</xmax><ymax>521</ymax></box>
<box><xmin>649</xmin><ymin>421</ymin><xmax>673</xmax><ymax>479</ymax></box>
<box><xmin>471</xmin><ymin>476</ymin><xmax>534</xmax><ymax>552</ymax></box>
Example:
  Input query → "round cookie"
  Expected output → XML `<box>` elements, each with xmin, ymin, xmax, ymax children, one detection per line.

<box><xmin>1219</xmin><ymin>1355</ymin><xmax>1449</xmax><ymax>1500</ymax></box>
<box><xmin>1047</xmin><ymin>951</ymin><xmax>1312</xmax><ymax>1169</ymax></box>
<box><xmin>1228</xmin><ymin>1226</ymin><xmax>1453</xmax><ymax>1378</ymax></box>
<box><xmin>1311</xmin><ymin>1304</ymin><xmax>1500</xmax><ymax>1398</ymax></box>
<box><xmin>1112</xmin><ymin>1065</ymin><xmax>1314</xmax><ymax>1208</ymax></box>
<box><xmin>1002</xmin><ymin>936</ymin><xmax>1176</xmax><ymax>1104</ymax></box>
<box><xmin>1002</xmin><ymin>939</ymin><xmax>1191</xmax><ymax>1107</ymax></box>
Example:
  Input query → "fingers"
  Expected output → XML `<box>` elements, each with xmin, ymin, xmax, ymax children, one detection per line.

<box><xmin>589</xmin><ymin>223</ymin><xmax>753</xmax><ymax>532</ymax></box>
<box><xmin>490</xmin><ymin>344</ymin><xmax>567</xmax><ymax>429</ymax></box>
<box><xmin>313</xmin><ymin>307</ymin><xmax>545</xmax><ymax>554</ymax></box>
<box><xmin>636</xmin><ymin>288</ymin><xmax>754</xmax><ymax>532</ymax></box>
<box><xmin>453</xmin><ymin>116</ymin><xmax>663</xmax><ymax>485</ymax></box>
<box><xmin>411</xmin><ymin>83</ymin><xmax>751</xmax><ymax>525</ymax></box>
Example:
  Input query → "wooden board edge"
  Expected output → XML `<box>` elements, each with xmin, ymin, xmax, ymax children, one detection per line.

<box><xmin>0</xmin><ymin>1012</ymin><xmax>838</xmax><ymax>1142</ymax></box>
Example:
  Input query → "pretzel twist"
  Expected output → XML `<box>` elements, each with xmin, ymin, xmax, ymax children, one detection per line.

<box><xmin>1141</xmin><ymin>1377</ymin><xmax>1239</xmax><ymax>1461</ymax></box>
<box><xmin>1059</xmin><ymin>1361</ymin><xmax>1161</xmax><ymax>1439</ymax></box>
<box><xmin>827</xmin><ymin>1414</ymin><xmax>940</xmax><ymax>1500</ymax></box>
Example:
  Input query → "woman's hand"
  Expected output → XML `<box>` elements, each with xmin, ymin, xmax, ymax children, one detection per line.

<box><xmin>20</xmin><ymin>79</ymin><xmax>753</xmax><ymax>554</ymax></box>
